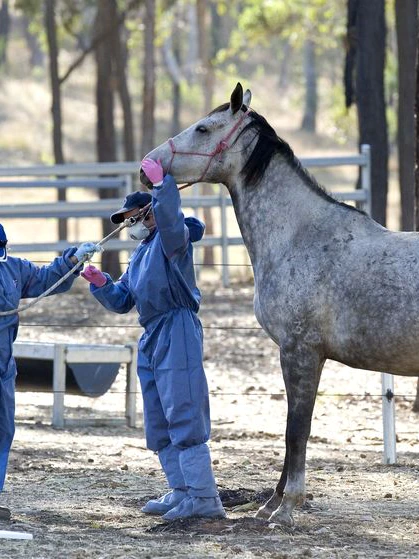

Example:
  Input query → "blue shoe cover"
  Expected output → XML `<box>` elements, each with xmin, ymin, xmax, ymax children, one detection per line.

<box><xmin>162</xmin><ymin>495</ymin><xmax>226</xmax><ymax>521</ymax></box>
<box><xmin>141</xmin><ymin>488</ymin><xmax>187</xmax><ymax>515</ymax></box>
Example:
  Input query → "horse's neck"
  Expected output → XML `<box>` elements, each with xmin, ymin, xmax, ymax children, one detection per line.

<box><xmin>229</xmin><ymin>160</ymin><xmax>330</xmax><ymax>271</ymax></box>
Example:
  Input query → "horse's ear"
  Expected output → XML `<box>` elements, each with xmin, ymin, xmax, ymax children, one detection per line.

<box><xmin>243</xmin><ymin>89</ymin><xmax>252</xmax><ymax>107</ymax></box>
<box><xmin>230</xmin><ymin>82</ymin><xmax>243</xmax><ymax>114</ymax></box>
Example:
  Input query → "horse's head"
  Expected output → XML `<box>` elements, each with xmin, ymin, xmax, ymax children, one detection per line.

<box><xmin>140</xmin><ymin>83</ymin><xmax>252</xmax><ymax>187</ymax></box>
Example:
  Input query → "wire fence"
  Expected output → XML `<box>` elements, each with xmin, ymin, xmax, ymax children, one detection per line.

<box><xmin>13</xmin><ymin>259</ymin><xmax>419</xmax><ymax>403</ymax></box>
<box><xmin>18</xmin><ymin>390</ymin><xmax>415</xmax><ymax>399</ymax></box>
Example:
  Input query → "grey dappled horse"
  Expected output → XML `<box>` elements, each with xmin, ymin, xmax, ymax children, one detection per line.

<box><xmin>141</xmin><ymin>83</ymin><xmax>419</xmax><ymax>527</ymax></box>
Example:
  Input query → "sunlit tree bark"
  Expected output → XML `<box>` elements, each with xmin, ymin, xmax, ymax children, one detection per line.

<box><xmin>0</xmin><ymin>0</ymin><xmax>10</xmax><ymax>69</ymax></box>
<box><xmin>346</xmin><ymin>0</ymin><xmax>388</xmax><ymax>225</ymax></box>
<box><xmin>196</xmin><ymin>0</ymin><xmax>215</xmax><ymax>267</ymax></box>
<box><xmin>45</xmin><ymin>0</ymin><xmax>67</xmax><ymax>241</ymax></box>
<box><xmin>413</xmin><ymin>0</ymin><xmax>419</xmax><ymax>412</ymax></box>
<box><xmin>301</xmin><ymin>39</ymin><xmax>317</xmax><ymax>132</ymax></box>
<box><xmin>396</xmin><ymin>0</ymin><xmax>418</xmax><ymax>231</ymax></box>
<box><xmin>141</xmin><ymin>0</ymin><xmax>156</xmax><ymax>156</ymax></box>
<box><xmin>95</xmin><ymin>0</ymin><xmax>120</xmax><ymax>278</ymax></box>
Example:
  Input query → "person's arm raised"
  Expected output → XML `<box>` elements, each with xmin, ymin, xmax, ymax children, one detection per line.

<box><xmin>142</xmin><ymin>158</ymin><xmax>188</xmax><ymax>258</ymax></box>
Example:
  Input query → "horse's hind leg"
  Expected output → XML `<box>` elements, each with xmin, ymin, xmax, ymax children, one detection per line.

<box><xmin>268</xmin><ymin>347</ymin><xmax>324</xmax><ymax>526</ymax></box>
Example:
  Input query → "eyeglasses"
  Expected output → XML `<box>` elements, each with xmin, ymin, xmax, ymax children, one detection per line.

<box><xmin>131</xmin><ymin>206</ymin><xmax>153</xmax><ymax>223</ymax></box>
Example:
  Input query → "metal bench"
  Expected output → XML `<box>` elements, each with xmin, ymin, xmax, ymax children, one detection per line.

<box><xmin>13</xmin><ymin>341</ymin><xmax>138</xmax><ymax>428</ymax></box>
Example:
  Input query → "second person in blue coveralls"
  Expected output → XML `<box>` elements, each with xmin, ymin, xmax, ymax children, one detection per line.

<box><xmin>81</xmin><ymin>159</ymin><xmax>226</xmax><ymax>521</ymax></box>
<box><xmin>0</xmin><ymin>226</ymin><xmax>99</xmax><ymax>517</ymax></box>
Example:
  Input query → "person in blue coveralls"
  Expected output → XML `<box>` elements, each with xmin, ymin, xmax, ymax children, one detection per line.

<box><xmin>0</xmin><ymin>224</ymin><xmax>99</xmax><ymax>518</ymax></box>
<box><xmin>80</xmin><ymin>158</ymin><xmax>226</xmax><ymax>521</ymax></box>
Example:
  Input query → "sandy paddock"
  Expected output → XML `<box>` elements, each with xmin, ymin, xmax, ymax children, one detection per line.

<box><xmin>0</xmin><ymin>281</ymin><xmax>418</xmax><ymax>558</ymax></box>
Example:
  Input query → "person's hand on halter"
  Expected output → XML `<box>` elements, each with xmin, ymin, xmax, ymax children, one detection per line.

<box><xmin>81</xmin><ymin>265</ymin><xmax>107</xmax><ymax>287</ymax></box>
<box><xmin>142</xmin><ymin>158</ymin><xmax>164</xmax><ymax>185</ymax></box>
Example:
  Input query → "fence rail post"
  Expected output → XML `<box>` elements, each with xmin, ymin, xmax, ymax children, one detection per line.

<box><xmin>359</xmin><ymin>143</ymin><xmax>397</xmax><ymax>465</ymax></box>
<box><xmin>52</xmin><ymin>344</ymin><xmax>66</xmax><ymax>429</ymax></box>
<box><xmin>381</xmin><ymin>373</ymin><xmax>397</xmax><ymax>464</ymax></box>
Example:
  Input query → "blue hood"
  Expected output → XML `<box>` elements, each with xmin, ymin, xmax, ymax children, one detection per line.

<box><xmin>185</xmin><ymin>217</ymin><xmax>205</xmax><ymax>243</ymax></box>
<box><xmin>0</xmin><ymin>223</ymin><xmax>7</xmax><ymax>261</ymax></box>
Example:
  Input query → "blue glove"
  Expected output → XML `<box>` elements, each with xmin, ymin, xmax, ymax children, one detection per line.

<box><xmin>74</xmin><ymin>242</ymin><xmax>100</xmax><ymax>262</ymax></box>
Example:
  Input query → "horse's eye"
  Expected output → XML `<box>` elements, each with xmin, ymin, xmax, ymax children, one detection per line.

<box><xmin>196</xmin><ymin>125</ymin><xmax>208</xmax><ymax>133</ymax></box>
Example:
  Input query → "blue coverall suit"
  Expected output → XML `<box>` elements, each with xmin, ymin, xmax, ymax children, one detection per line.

<box><xmin>90</xmin><ymin>176</ymin><xmax>225</xmax><ymax>519</ymax></box>
<box><xmin>0</xmin><ymin>248</ymin><xmax>80</xmax><ymax>490</ymax></box>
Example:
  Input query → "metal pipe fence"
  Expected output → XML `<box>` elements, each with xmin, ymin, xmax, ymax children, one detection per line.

<box><xmin>1</xmin><ymin>145</ymin><xmax>404</xmax><ymax>463</ymax></box>
<box><xmin>0</xmin><ymin>145</ymin><xmax>371</xmax><ymax>288</ymax></box>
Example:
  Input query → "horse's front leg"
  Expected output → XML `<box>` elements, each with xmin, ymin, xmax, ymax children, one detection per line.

<box><xmin>262</xmin><ymin>345</ymin><xmax>324</xmax><ymax>526</ymax></box>
<box><xmin>255</xmin><ymin>453</ymin><xmax>288</xmax><ymax>519</ymax></box>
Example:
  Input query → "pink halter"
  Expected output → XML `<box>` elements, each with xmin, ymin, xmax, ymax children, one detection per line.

<box><xmin>166</xmin><ymin>108</ymin><xmax>251</xmax><ymax>185</ymax></box>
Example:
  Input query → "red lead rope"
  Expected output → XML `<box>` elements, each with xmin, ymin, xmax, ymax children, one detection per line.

<box><xmin>166</xmin><ymin>108</ymin><xmax>251</xmax><ymax>187</ymax></box>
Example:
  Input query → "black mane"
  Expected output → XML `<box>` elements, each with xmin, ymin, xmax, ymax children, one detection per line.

<box><xmin>209</xmin><ymin>103</ymin><xmax>361</xmax><ymax>212</ymax></box>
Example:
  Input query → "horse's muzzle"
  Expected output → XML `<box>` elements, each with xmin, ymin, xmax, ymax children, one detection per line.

<box><xmin>139</xmin><ymin>169</ymin><xmax>153</xmax><ymax>190</ymax></box>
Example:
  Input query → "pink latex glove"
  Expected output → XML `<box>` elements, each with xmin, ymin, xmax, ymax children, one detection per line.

<box><xmin>142</xmin><ymin>158</ymin><xmax>164</xmax><ymax>185</ymax></box>
<box><xmin>81</xmin><ymin>264</ymin><xmax>107</xmax><ymax>287</ymax></box>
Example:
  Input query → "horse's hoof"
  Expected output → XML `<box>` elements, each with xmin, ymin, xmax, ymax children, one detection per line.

<box><xmin>255</xmin><ymin>505</ymin><xmax>272</xmax><ymax>519</ymax></box>
<box><xmin>268</xmin><ymin>509</ymin><xmax>294</xmax><ymax>527</ymax></box>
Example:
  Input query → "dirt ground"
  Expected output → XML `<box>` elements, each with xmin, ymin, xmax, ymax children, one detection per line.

<box><xmin>1</xmin><ymin>279</ymin><xmax>419</xmax><ymax>559</ymax></box>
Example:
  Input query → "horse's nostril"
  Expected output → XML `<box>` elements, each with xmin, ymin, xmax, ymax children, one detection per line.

<box><xmin>139</xmin><ymin>169</ymin><xmax>153</xmax><ymax>188</ymax></box>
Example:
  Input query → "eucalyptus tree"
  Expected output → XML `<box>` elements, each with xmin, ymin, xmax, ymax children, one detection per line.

<box><xmin>16</xmin><ymin>0</ymin><xmax>70</xmax><ymax>238</ymax></box>
<box><xmin>0</xmin><ymin>0</ymin><xmax>10</xmax><ymax>69</ymax></box>
<box><xmin>159</xmin><ymin>0</ymin><xmax>227</xmax><ymax>267</ymax></box>
<box><xmin>414</xmin><ymin>0</ymin><xmax>419</xmax><ymax>412</ymax></box>
<box><xmin>395</xmin><ymin>0</ymin><xmax>417</xmax><ymax>231</ymax></box>
<box><xmin>141</xmin><ymin>0</ymin><xmax>156</xmax><ymax>156</ymax></box>
<box><xmin>223</xmin><ymin>0</ymin><xmax>345</xmax><ymax>133</ymax></box>
<box><xmin>345</xmin><ymin>0</ymin><xmax>388</xmax><ymax>226</ymax></box>
<box><xmin>16</xmin><ymin>0</ymin><xmax>139</xmax><ymax>275</ymax></box>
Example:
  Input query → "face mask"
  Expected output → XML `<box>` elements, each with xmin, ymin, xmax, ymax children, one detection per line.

<box><xmin>129</xmin><ymin>221</ymin><xmax>150</xmax><ymax>241</ymax></box>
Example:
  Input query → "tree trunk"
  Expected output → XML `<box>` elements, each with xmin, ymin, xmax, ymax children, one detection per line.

<box><xmin>141</xmin><ymin>0</ymin><xmax>156</xmax><ymax>156</ymax></box>
<box><xmin>413</xmin><ymin>377</ymin><xmax>419</xmax><ymax>412</ymax></box>
<box><xmin>396</xmin><ymin>0</ymin><xmax>418</xmax><ymax>231</ymax></box>
<box><xmin>162</xmin><ymin>15</ymin><xmax>182</xmax><ymax>137</ymax></box>
<box><xmin>355</xmin><ymin>0</ymin><xmax>388</xmax><ymax>226</ymax></box>
<box><xmin>210</xmin><ymin>2</ymin><xmax>222</xmax><ymax>56</ymax></box>
<box><xmin>413</xmin><ymin>1</ymin><xmax>419</xmax><ymax>412</ymax></box>
<box><xmin>301</xmin><ymin>39</ymin><xmax>317</xmax><ymax>132</ymax></box>
<box><xmin>162</xmin><ymin>26</ymin><xmax>182</xmax><ymax>136</ymax></box>
<box><xmin>22</xmin><ymin>15</ymin><xmax>44</xmax><ymax>68</ymax></box>
<box><xmin>415</xmin><ymin>0</ymin><xmax>419</xmax><ymax>230</ymax></box>
<box><xmin>196</xmin><ymin>0</ymin><xmax>215</xmax><ymax>267</ymax></box>
<box><xmin>196</xmin><ymin>0</ymin><xmax>213</xmax><ymax>114</ymax></box>
<box><xmin>278</xmin><ymin>40</ymin><xmax>292</xmax><ymax>91</ymax></box>
<box><xmin>344</xmin><ymin>0</ymin><xmax>358</xmax><ymax>109</ymax></box>
<box><xmin>45</xmin><ymin>0</ymin><xmax>67</xmax><ymax>241</ymax></box>
<box><xmin>0</xmin><ymin>0</ymin><xmax>10</xmax><ymax>69</ymax></box>
<box><xmin>185</xmin><ymin>3</ymin><xmax>199</xmax><ymax>83</ymax></box>
<box><xmin>109</xmin><ymin>1</ymin><xmax>135</xmax><ymax>161</ymax></box>
<box><xmin>171</xmin><ymin>37</ymin><xmax>181</xmax><ymax>137</ymax></box>
<box><xmin>95</xmin><ymin>0</ymin><xmax>120</xmax><ymax>278</ymax></box>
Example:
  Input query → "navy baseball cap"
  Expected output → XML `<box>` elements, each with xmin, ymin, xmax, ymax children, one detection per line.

<box><xmin>110</xmin><ymin>191</ymin><xmax>152</xmax><ymax>224</ymax></box>
<box><xmin>0</xmin><ymin>224</ymin><xmax>7</xmax><ymax>261</ymax></box>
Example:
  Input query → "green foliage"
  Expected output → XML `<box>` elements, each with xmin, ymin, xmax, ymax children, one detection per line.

<box><xmin>14</xmin><ymin>0</ymin><xmax>94</xmax><ymax>57</ymax></box>
<box><xmin>224</xmin><ymin>0</ymin><xmax>346</xmax><ymax>53</ymax></box>
<box><xmin>327</xmin><ymin>84</ymin><xmax>358</xmax><ymax>145</ymax></box>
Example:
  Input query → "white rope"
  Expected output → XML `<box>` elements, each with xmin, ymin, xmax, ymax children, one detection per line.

<box><xmin>0</xmin><ymin>218</ymin><xmax>134</xmax><ymax>317</ymax></box>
